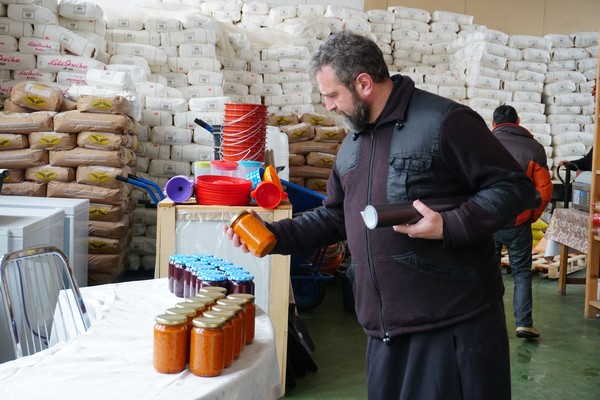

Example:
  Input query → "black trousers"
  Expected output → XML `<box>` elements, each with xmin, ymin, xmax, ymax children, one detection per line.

<box><xmin>366</xmin><ymin>300</ymin><xmax>511</xmax><ymax>400</ymax></box>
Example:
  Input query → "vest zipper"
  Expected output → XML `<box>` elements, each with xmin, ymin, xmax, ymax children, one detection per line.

<box><xmin>365</xmin><ymin>124</ymin><xmax>390</xmax><ymax>343</ymax></box>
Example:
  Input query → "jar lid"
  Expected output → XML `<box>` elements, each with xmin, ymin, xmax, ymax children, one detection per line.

<box><xmin>212</xmin><ymin>304</ymin><xmax>243</xmax><ymax>314</ymax></box>
<box><xmin>155</xmin><ymin>314</ymin><xmax>187</xmax><ymax>325</ymax></box>
<box><xmin>165</xmin><ymin>307</ymin><xmax>195</xmax><ymax>317</ymax></box>
<box><xmin>200</xmin><ymin>291</ymin><xmax>226</xmax><ymax>301</ymax></box>
<box><xmin>199</xmin><ymin>286</ymin><xmax>228</xmax><ymax>294</ymax></box>
<box><xmin>228</xmin><ymin>210</ymin><xmax>248</xmax><ymax>229</ymax></box>
<box><xmin>227</xmin><ymin>293</ymin><xmax>255</xmax><ymax>303</ymax></box>
<box><xmin>193</xmin><ymin>316</ymin><xmax>225</xmax><ymax>328</ymax></box>
<box><xmin>183</xmin><ymin>298</ymin><xmax>207</xmax><ymax>311</ymax></box>
<box><xmin>217</xmin><ymin>298</ymin><xmax>245</xmax><ymax>307</ymax></box>
<box><xmin>203</xmin><ymin>310</ymin><xmax>234</xmax><ymax>320</ymax></box>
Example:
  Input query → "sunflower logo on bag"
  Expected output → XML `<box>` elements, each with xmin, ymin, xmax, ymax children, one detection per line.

<box><xmin>0</xmin><ymin>138</ymin><xmax>11</xmax><ymax>147</ymax></box>
<box><xmin>35</xmin><ymin>169</ymin><xmax>57</xmax><ymax>181</ymax></box>
<box><xmin>90</xmin><ymin>133</ymin><xmax>110</xmax><ymax>145</ymax></box>
<box><xmin>89</xmin><ymin>240</ymin><xmax>109</xmax><ymax>251</ymax></box>
<box><xmin>89</xmin><ymin>206</ymin><xmax>109</xmax><ymax>219</ymax></box>
<box><xmin>39</xmin><ymin>135</ymin><xmax>61</xmax><ymax>146</ymax></box>
<box><xmin>92</xmin><ymin>98</ymin><xmax>113</xmax><ymax>111</ymax></box>
<box><xmin>25</xmin><ymin>95</ymin><xmax>47</xmax><ymax>108</ymax></box>
<box><xmin>88</xmin><ymin>170</ymin><xmax>110</xmax><ymax>184</ymax></box>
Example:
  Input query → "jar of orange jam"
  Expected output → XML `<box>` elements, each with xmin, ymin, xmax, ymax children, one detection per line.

<box><xmin>212</xmin><ymin>303</ymin><xmax>244</xmax><ymax>359</ymax></box>
<box><xmin>227</xmin><ymin>293</ymin><xmax>256</xmax><ymax>345</ymax></box>
<box><xmin>203</xmin><ymin>310</ymin><xmax>235</xmax><ymax>368</ymax></box>
<box><xmin>189</xmin><ymin>316</ymin><xmax>225</xmax><ymax>377</ymax></box>
<box><xmin>228</xmin><ymin>210</ymin><xmax>277</xmax><ymax>258</ymax></box>
<box><xmin>153</xmin><ymin>314</ymin><xmax>188</xmax><ymax>374</ymax></box>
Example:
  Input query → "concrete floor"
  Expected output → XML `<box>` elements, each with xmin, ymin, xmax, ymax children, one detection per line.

<box><xmin>285</xmin><ymin>269</ymin><xmax>600</xmax><ymax>399</ymax></box>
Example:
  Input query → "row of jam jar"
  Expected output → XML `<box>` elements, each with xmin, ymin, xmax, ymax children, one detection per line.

<box><xmin>168</xmin><ymin>254</ymin><xmax>255</xmax><ymax>298</ymax></box>
<box><xmin>154</xmin><ymin>288</ymin><xmax>256</xmax><ymax>377</ymax></box>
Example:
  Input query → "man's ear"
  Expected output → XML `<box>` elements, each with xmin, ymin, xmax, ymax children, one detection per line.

<box><xmin>354</xmin><ymin>73</ymin><xmax>373</xmax><ymax>96</ymax></box>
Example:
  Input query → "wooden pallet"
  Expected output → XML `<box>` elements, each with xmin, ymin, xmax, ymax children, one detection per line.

<box><xmin>500</xmin><ymin>251</ymin><xmax>586</xmax><ymax>279</ymax></box>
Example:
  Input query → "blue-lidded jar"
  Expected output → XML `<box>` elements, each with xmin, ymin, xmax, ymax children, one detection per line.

<box><xmin>228</xmin><ymin>272</ymin><xmax>255</xmax><ymax>295</ymax></box>
<box><xmin>199</xmin><ymin>270</ymin><xmax>228</xmax><ymax>291</ymax></box>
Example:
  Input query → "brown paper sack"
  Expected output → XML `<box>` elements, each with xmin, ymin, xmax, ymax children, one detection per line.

<box><xmin>49</xmin><ymin>147</ymin><xmax>127</xmax><ymax>168</ymax></box>
<box><xmin>3</xmin><ymin>169</ymin><xmax>24</xmax><ymax>183</ymax></box>
<box><xmin>314</xmin><ymin>126</ymin><xmax>347</xmax><ymax>143</ymax></box>
<box><xmin>47</xmin><ymin>181</ymin><xmax>128</xmax><ymax>205</ymax></box>
<box><xmin>88</xmin><ymin>252</ymin><xmax>128</xmax><ymax>285</ymax></box>
<box><xmin>280</xmin><ymin>122</ymin><xmax>315</xmax><ymax>143</ymax></box>
<box><xmin>0</xmin><ymin>133</ymin><xmax>28</xmax><ymax>149</ymax></box>
<box><xmin>29</xmin><ymin>131</ymin><xmax>77</xmax><ymax>150</ymax></box>
<box><xmin>289</xmin><ymin>153</ymin><xmax>306</xmax><ymax>166</ymax></box>
<box><xmin>26</xmin><ymin>164</ymin><xmax>75</xmax><ymax>183</ymax></box>
<box><xmin>267</xmin><ymin>112</ymin><xmax>299</xmax><ymax>126</ymax></box>
<box><xmin>300</xmin><ymin>112</ymin><xmax>336</xmax><ymax>126</ymax></box>
<box><xmin>11</xmin><ymin>80</ymin><xmax>64</xmax><ymax>111</ymax></box>
<box><xmin>77</xmin><ymin>94</ymin><xmax>133</xmax><ymax>116</ymax></box>
<box><xmin>0</xmin><ymin>148</ymin><xmax>48</xmax><ymax>169</ymax></box>
<box><xmin>306</xmin><ymin>152</ymin><xmax>336</xmax><ymax>168</ymax></box>
<box><xmin>3</xmin><ymin>98</ymin><xmax>31</xmax><ymax>112</ymax></box>
<box><xmin>305</xmin><ymin>178</ymin><xmax>328</xmax><ymax>193</ymax></box>
<box><xmin>88</xmin><ymin>214</ymin><xmax>131</xmax><ymax>239</ymax></box>
<box><xmin>1</xmin><ymin>181</ymin><xmax>46</xmax><ymax>197</ymax></box>
<box><xmin>0</xmin><ymin>111</ymin><xmax>55</xmax><ymax>133</ymax></box>
<box><xmin>290</xmin><ymin>165</ymin><xmax>333</xmax><ymax>180</ymax></box>
<box><xmin>77</xmin><ymin>131</ymin><xmax>132</xmax><ymax>151</ymax></box>
<box><xmin>88</xmin><ymin>202</ymin><xmax>127</xmax><ymax>222</ymax></box>
<box><xmin>289</xmin><ymin>140</ymin><xmax>340</xmax><ymax>156</ymax></box>
<box><xmin>76</xmin><ymin>165</ymin><xmax>129</xmax><ymax>188</ymax></box>
<box><xmin>53</xmin><ymin>110</ymin><xmax>134</xmax><ymax>134</ymax></box>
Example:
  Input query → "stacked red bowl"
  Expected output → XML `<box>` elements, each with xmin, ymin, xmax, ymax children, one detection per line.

<box><xmin>221</xmin><ymin>103</ymin><xmax>267</xmax><ymax>162</ymax></box>
<box><xmin>195</xmin><ymin>175</ymin><xmax>252</xmax><ymax>206</ymax></box>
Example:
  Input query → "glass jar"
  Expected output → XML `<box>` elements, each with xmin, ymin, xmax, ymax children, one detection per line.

<box><xmin>212</xmin><ymin>303</ymin><xmax>244</xmax><ymax>358</ymax></box>
<box><xmin>189</xmin><ymin>316</ymin><xmax>226</xmax><ymax>377</ymax></box>
<box><xmin>198</xmin><ymin>270</ymin><xmax>228</xmax><ymax>290</ymax></box>
<box><xmin>228</xmin><ymin>272</ymin><xmax>255</xmax><ymax>295</ymax></box>
<box><xmin>199</xmin><ymin>286</ymin><xmax>228</xmax><ymax>295</ymax></box>
<box><xmin>174</xmin><ymin>261</ymin><xmax>186</xmax><ymax>298</ymax></box>
<box><xmin>183</xmin><ymin>298</ymin><xmax>207</xmax><ymax>318</ymax></box>
<box><xmin>228</xmin><ymin>210</ymin><xmax>277</xmax><ymax>258</ymax></box>
<box><xmin>203</xmin><ymin>310</ymin><xmax>235</xmax><ymax>368</ymax></box>
<box><xmin>227</xmin><ymin>293</ymin><xmax>256</xmax><ymax>345</ymax></box>
<box><xmin>168</xmin><ymin>255</ymin><xmax>181</xmax><ymax>293</ymax></box>
<box><xmin>153</xmin><ymin>314</ymin><xmax>188</xmax><ymax>374</ymax></box>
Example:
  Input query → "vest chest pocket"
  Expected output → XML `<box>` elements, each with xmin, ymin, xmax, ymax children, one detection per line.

<box><xmin>388</xmin><ymin>154</ymin><xmax>433</xmax><ymax>203</ymax></box>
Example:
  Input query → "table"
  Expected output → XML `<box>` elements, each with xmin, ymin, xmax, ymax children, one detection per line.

<box><xmin>0</xmin><ymin>278</ymin><xmax>282</xmax><ymax>400</ymax></box>
<box><xmin>544</xmin><ymin>207</ymin><xmax>589</xmax><ymax>294</ymax></box>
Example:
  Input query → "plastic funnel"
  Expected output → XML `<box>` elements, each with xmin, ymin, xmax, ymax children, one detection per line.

<box><xmin>164</xmin><ymin>175</ymin><xmax>194</xmax><ymax>203</ymax></box>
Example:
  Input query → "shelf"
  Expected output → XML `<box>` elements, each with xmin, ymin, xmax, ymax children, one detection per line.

<box><xmin>589</xmin><ymin>300</ymin><xmax>600</xmax><ymax>311</ymax></box>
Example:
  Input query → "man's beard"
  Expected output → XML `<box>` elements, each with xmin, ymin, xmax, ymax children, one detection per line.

<box><xmin>343</xmin><ymin>95</ymin><xmax>370</xmax><ymax>133</ymax></box>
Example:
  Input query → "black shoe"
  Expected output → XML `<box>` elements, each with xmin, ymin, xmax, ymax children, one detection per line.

<box><xmin>516</xmin><ymin>326</ymin><xmax>540</xmax><ymax>339</ymax></box>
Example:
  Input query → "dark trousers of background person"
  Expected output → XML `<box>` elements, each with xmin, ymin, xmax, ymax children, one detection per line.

<box><xmin>366</xmin><ymin>299</ymin><xmax>511</xmax><ymax>400</ymax></box>
<box><xmin>494</xmin><ymin>223</ymin><xmax>534</xmax><ymax>328</ymax></box>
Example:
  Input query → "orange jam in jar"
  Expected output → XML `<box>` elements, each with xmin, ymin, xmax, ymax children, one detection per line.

<box><xmin>153</xmin><ymin>314</ymin><xmax>188</xmax><ymax>374</ymax></box>
<box><xmin>212</xmin><ymin>303</ymin><xmax>244</xmax><ymax>359</ymax></box>
<box><xmin>203</xmin><ymin>310</ymin><xmax>235</xmax><ymax>368</ymax></box>
<box><xmin>227</xmin><ymin>293</ymin><xmax>256</xmax><ymax>345</ymax></box>
<box><xmin>189</xmin><ymin>316</ymin><xmax>225</xmax><ymax>377</ymax></box>
<box><xmin>228</xmin><ymin>210</ymin><xmax>277</xmax><ymax>258</ymax></box>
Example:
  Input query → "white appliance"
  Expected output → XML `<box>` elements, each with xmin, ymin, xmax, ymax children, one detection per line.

<box><xmin>0</xmin><ymin>197</ymin><xmax>89</xmax><ymax>287</ymax></box>
<box><xmin>0</xmin><ymin>208</ymin><xmax>65</xmax><ymax>363</ymax></box>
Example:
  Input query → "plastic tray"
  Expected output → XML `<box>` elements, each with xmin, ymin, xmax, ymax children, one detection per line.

<box><xmin>280</xmin><ymin>178</ymin><xmax>326</xmax><ymax>214</ymax></box>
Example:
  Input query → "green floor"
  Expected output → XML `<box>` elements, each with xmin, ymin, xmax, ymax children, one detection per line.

<box><xmin>285</xmin><ymin>269</ymin><xmax>600</xmax><ymax>399</ymax></box>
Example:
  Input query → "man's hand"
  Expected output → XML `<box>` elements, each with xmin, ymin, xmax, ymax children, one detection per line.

<box><xmin>392</xmin><ymin>200</ymin><xmax>444</xmax><ymax>240</ymax></box>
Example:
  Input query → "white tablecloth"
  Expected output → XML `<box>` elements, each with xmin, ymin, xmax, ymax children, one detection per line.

<box><xmin>0</xmin><ymin>278</ymin><xmax>282</xmax><ymax>400</ymax></box>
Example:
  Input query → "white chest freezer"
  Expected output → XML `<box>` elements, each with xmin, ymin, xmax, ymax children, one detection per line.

<box><xmin>0</xmin><ymin>209</ymin><xmax>65</xmax><ymax>364</ymax></box>
<box><xmin>0</xmin><ymin>197</ymin><xmax>89</xmax><ymax>287</ymax></box>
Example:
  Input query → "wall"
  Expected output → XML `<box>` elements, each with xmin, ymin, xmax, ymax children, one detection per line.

<box><xmin>364</xmin><ymin>0</ymin><xmax>600</xmax><ymax>36</ymax></box>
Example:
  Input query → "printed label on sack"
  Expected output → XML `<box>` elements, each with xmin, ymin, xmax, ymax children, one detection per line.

<box><xmin>89</xmin><ymin>133</ymin><xmax>110</xmax><ymax>145</ymax></box>
<box><xmin>25</xmin><ymin>95</ymin><xmax>47</xmax><ymax>108</ymax></box>
<box><xmin>35</xmin><ymin>169</ymin><xmax>57</xmax><ymax>181</ymax></box>
<box><xmin>88</xmin><ymin>170</ymin><xmax>110</xmax><ymax>184</ymax></box>
<box><xmin>91</xmin><ymin>98</ymin><xmax>114</xmax><ymax>111</ymax></box>
<box><xmin>89</xmin><ymin>240</ymin><xmax>109</xmax><ymax>251</ymax></box>
<box><xmin>0</xmin><ymin>138</ymin><xmax>11</xmax><ymax>147</ymax></box>
<box><xmin>38</xmin><ymin>135</ymin><xmax>61</xmax><ymax>146</ymax></box>
<box><xmin>89</xmin><ymin>206</ymin><xmax>109</xmax><ymax>219</ymax></box>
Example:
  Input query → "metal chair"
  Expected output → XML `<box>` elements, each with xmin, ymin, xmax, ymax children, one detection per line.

<box><xmin>0</xmin><ymin>245</ymin><xmax>91</xmax><ymax>359</ymax></box>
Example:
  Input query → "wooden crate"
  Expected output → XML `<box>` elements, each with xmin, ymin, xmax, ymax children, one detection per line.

<box><xmin>501</xmin><ymin>250</ymin><xmax>587</xmax><ymax>279</ymax></box>
<box><xmin>156</xmin><ymin>199</ymin><xmax>293</xmax><ymax>393</ymax></box>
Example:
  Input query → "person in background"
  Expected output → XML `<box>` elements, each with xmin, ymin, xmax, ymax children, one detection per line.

<box><xmin>227</xmin><ymin>32</ymin><xmax>539</xmax><ymax>400</ymax></box>
<box><xmin>491</xmin><ymin>105</ymin><xmax>553</xmax><ymax>339</ymax></box>
<box><xmin>558</xmin><ymin>147</ymin><xmax>592</xmax><ymax>175</ymax></box>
